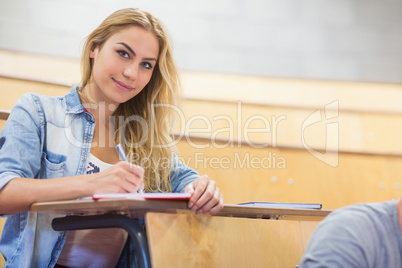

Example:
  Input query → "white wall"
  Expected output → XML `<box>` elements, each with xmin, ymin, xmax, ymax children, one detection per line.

<box><xmin>0</xmin><ymin>0</ymin><xmax>402</xmax><ymax>83</ymax></box>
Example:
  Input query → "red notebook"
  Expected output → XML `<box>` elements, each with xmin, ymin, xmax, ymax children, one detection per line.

<box><xmin>92</xmin><ymin>192</ymin><xmax>192</xmax><ymax>200</ymax></box>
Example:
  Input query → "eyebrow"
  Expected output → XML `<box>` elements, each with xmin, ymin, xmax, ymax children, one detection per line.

<box><xmin>117</xmin><ymin>42</ymin><xmax>157</xmax><ymax>61</ymax></box>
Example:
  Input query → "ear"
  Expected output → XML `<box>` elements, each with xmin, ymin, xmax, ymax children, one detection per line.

<box><xmin>89</xmin><ymin>44</ymin><xmax>99</xmax><ymax>59</ymax></box>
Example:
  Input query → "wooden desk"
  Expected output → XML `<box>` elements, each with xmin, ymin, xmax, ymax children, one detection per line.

<box><xmin>31</xmin><ymin>198</ymin><xmax>330</xmax><ymax>219</ymax></box>
<box><xmin>31</xmin><ymin>198</ymin><xmax>190</xmax><ymax>218</ymax></box>
<box><xmin>31</xmin><ymin>199</ymin><xmax>331</xmax><ymax>268</ymax></box>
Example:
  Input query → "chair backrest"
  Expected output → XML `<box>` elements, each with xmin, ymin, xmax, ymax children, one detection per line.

<box><xmin>0</xmin><ymin>110</ymin><xmax>9</xmax><ymax>121</ymax></box>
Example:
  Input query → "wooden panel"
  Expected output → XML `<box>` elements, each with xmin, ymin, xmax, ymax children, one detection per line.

<box><xmin>299</xmin><ymin>221</ymin><xmax>321</xmax><ymax>250</ymax></box>
<box><xmin>0</xmin><ymin>50</ymin><xmax>80</xmax><ymax>85</ymax></box>
<box><xmin>146</xmin><ymin>212</ymin><xmax>305</xmax><ymax>268</ymax></box>
<box><xmin>178</xmin><ymin>99</ymin><xmax>402</xmax><ymax>155</ymax></box>
<box><xmin>181</xmin><ymin>72</ymin><xmax>402</xmax><ymax>114</ymax></box>
<box><xmin>176</xmin><ymin>139</ymin><xmax>402</xmax><ymax>209</ymax></box>
<box><xmin>0</xmin><ymin>77</ymin><xmax>69</xmax><ymax>110</ymax></box>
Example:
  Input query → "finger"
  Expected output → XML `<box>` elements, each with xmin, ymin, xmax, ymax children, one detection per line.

<box><xmin>115</xmin><ymin>161</ymin><xmax>144</xmax><ymax>179</ymax></box>
<box><xmin>196</xmin><ymin>188</ymin><xmax>221</xmax><ymax>214</ymax></box>
<box><xmin>124</xmin><ymin>172</ymin><xmax>144</xmax><ymax>192</ymax></box>
<box><xmin>207</xmin><ymin>194</ymin><xmax>224</xmax><ymax>215</ymax></box>
<box><xmin>132</xmin><ymin>164</ymin><xmax>144</xmax><ymax>179</ymax></box>
<box><xmin>185</xmin><ymin>183</ymin><xmax>196</xmax><ymax>208</ymax></box>
<box><xmin>133</xmin><ymin>165</ymin><xmax>144</xmax><ymax>190</ymax></box>
<box><xmin>113</xmin><ymin>164</ymin><xmax>144</xmax><ymax>192</ymax></box>
<box><xmin>124</xmin><ymin>161</ymin><xmax>145</xmax><ymax>179</ymax></box>
<box><xmin>188</xmin><ymin>176</ymin><xmax>209</xmax><ymax>207</ymax></box>
<box><xmin>191</xmin><ymin>179</ymin><xmax>216</xmax><ymax>212</ymax></box>
<box><xmin>107</xmin><ymin>173</ymin><xmax>139</xmax><ymax>193</ymax></box>
<box><xmin>119</xmin><ymin>179</ymin><xmax>140</xmax><ymax>193</ymax></box>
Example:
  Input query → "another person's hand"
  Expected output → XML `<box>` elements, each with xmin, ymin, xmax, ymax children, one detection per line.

<box><xmin>185</xmin><ymin>175</ymin><xmax>224</xmax><ymax>215</ymax></box>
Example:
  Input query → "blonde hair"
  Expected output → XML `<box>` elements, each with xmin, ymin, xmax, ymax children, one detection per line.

<box><xmin>80</xmin><ymin>8</ymin><xmax>180</xmax><ymax>192</ymax></box>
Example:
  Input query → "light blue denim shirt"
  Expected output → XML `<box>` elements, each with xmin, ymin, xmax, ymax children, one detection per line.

<box><xmin>0</xmin><ymin>86</ymin><xmax>199</xmax><ymax>267</ymax></box>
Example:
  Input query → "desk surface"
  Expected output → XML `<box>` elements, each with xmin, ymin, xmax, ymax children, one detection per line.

<box><xmin>31</xmin><ymin>198</ymin><xmax>331</xmax><ymax>220</ymax></box>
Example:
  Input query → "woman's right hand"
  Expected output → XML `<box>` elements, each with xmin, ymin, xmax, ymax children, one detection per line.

<box><xmin>0</xmin><ymin>161</ymin><xmax>144</xmax><ymax>214</ymax></box>
<box><xmin>87</xmin><ymin>161</ymin><xmax>144</xmax><ymax>194</ymax></box>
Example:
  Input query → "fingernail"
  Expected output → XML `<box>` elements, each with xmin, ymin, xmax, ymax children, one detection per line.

<box><xmin>188</xmin><ymin>202</ymin><xmax>194</xmax><ymax>208</ymax></box>
<box><xmin>191</xmin><ymin>206</ymin><xmax>198</xmax><ymax>211</ymax></box>
<box><xmin>196</xmin><ymin>209</ymin><xmax>203</xmax><ymax>214</ymax></box>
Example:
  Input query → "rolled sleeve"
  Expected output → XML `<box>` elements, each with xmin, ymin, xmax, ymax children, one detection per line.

<box><xmin>0</xmin><ymin>94</ymin><xmax>43</xmax><ymax>190</ymax></box>
<box><xmin>169</xmin><ymin>157</ymin><xmax>199</xmax><ymax>193</ymax></box>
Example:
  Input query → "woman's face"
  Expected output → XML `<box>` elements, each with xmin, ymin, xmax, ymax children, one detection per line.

<box><xmin>88</xmin><ymin>25</ymin><xmax>159</xmax><ymax>107</ymax></box>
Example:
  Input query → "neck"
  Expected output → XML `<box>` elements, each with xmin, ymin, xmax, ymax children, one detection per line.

<box><xmin>80</xmin><ymin>85</ymin><xmax>117</xmax><ymax>119</ymax></box>
<box><xmin>88</xmin><ymin>102</ymin><xmax>115</xmax><ymax>122</ymax></box>
<box><xmin>397</xmin><ymin>196</ymin><xmax>402</xmax><ymax>232</ymax></box>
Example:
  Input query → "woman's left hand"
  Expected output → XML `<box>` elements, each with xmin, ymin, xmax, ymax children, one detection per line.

<box><xmin>185</xmin><ymin>175</ymin><xmax>224</xmax><ymax>215</ymax></box>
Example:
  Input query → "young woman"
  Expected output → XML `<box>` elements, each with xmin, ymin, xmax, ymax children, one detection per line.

<box><xmin>0</xmin><ymin>8</ymin><xmax>223</xmax><ymax>267</ymax></box>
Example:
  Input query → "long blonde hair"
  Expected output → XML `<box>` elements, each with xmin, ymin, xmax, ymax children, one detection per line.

<box><xmin>80</xmin><ymin>8</ymin><xmax>180</xmax><ymax>192</ymax></box>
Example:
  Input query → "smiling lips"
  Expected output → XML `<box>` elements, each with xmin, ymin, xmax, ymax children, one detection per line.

<box><xmin>113</xmin><ymin>78</ymin><xmax>134</xmax><ymax>92</ymax></box>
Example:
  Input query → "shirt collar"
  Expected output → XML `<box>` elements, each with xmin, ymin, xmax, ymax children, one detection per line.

<box><xmin>64</xmin><ymin>85</ymin><xmax>85</xmax><ymax>114</ymax></box>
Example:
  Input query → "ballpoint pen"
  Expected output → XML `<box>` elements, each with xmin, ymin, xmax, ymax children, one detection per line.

<box><xmin>115</xmin><ymin>143</ymin><xmax>144</xmax><ymax>193</ymax></box>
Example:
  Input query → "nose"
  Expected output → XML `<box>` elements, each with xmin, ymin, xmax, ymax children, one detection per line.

<box><xmin>123</xmin><ymin>63</ymin><xmax>138</xmax><ymax>80</ymax></box>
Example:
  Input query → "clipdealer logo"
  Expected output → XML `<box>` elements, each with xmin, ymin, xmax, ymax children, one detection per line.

<box><xmin>301</xmin><ymin>100</ymin><xmax>339</xmax><ymax>167</ymax></box>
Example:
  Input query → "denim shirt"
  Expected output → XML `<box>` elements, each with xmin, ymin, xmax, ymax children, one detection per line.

<box><xmin>0</xmin><ymin>86</ymin><xmax>199</xmax><ymax>267</ymax></box>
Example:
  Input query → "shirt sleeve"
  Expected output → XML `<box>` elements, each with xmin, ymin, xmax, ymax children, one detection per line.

<box><xmin>0</xmin><ymin>93</ymin><xmax>43</xmax><ymax>190</ymax></box>
<box><xmin>300</xmin><ymin>207</ymin><xmax>376</xmax><ymax>268</ymax></box>
<box><xmin>169</xmin><ymin>155</ymin><xmax>199</xmax><ymax>193</ymax></box>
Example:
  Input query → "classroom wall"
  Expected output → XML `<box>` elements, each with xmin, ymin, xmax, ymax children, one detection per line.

<box><xmin>0</xmin><ymin>0</ymin><xmax>402</xmax><ymax>83</ymax></box>
<box><xmin>0</xmin><ymin>50</ymin><xmax>401</xmax><ymax>210</ymax></box>
<box><xmin>1</xmin><ymin>48</ymin><xmax>402</xmax><ymax>265</ymax></box>
<box><xmin>1</xmin><ymin>74</ymin><xmax>402</xmax><ymax>209</ymax></box>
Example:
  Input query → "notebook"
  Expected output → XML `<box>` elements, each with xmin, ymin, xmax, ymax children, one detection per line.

<box><xmin>92</xmin><ymin>192</ymin><xmax>192</xmax><ymax>200</ymax></box>
<box><xmin>238</xmin><ymin>202</ymin><xmax>322</xmax><ymax>209</ymax></box>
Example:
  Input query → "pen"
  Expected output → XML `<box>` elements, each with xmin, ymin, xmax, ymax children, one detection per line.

<box><xmin>115</xmin><ymin>143</ymin><xmax>144</xmax><ymax>193</ymax></box>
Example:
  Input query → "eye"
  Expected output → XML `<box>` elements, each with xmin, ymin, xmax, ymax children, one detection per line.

<box><xmin>142</xmin><ymin>62</ymin><xmax>153</xmax><ymax>70</ymax></box>
<box><xmin>117</xmin><ymin>50</ymin><xmax>130</xmax><ymax>59</ymax></box>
